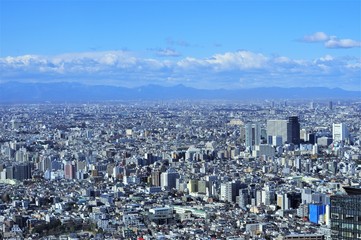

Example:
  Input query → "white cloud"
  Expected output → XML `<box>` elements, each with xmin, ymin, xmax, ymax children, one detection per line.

<box><xmin>100</xmin><ymin>53</ymin><xmax>119</xmax><ymax>65</ymax></box>
<box><xmin>303</xmin><ymin>32</ymin><xmax>329</xmax><ymax>42</ymax></box>
<box><xmin>302</xmin><ymin>32</ymin><xmax>361</xmax><ymax>49</ymax></box>
<box><xmin>206</xmin><ymin>51</ymin><xmax>267</xmax><ymax>70</ymax></box>
<box><xmin>2</xmin><ymin>55</ymin><xmax>47</xmax><ymax>66</ymax></box>
<box><xmin>0</xmin><ymin>50</ymin><xmax>360</xmax><ymax>90</ymax></box>
<box><xmin>325</xmin><ymin>38</ymin><xmax>361</xmax><ymax>48</ymax></box>
<box><xmin>274</xmin><ymin>56</ymin><xmax>291</xmax><ymax>64</ymax></box>
<box><xmin>318</xmin><ymin>54</ymin><xmax>334</xmax><ymax>62</ymax></box>
<box><xmin>176</xmin><ymin>51</ymin><xmax>267</xmax><ymax>71</ymax></box>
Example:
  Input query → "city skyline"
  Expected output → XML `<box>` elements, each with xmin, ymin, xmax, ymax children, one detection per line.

<box><xmin>0</xmin><ymin>0</ymin><xmax>360</xmax><ymax>91</ymax></box>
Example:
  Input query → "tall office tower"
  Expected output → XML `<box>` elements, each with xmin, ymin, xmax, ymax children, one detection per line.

<box><xmin>13</xmin><ymin>163</ymin><xmax>32</xmax><ymax>181</ymax></box>
<box><xmin>267</xmin><ymin>120</ymin><xmax>288</xmax><ymax>145</ymax></box>
<box><xmin>331</xmin><ymin>194</ymin><xmax>361</xmax><ymax>239</ymax></box>
<box><xmin>245</xmin><ymin>123</ymin><xmax>261</xmax><ymax>149</ymax></box>
<box><xmin>329</xmin><ymin>101</ymin><xmax>333</xmax><ymax>110</ymax></box>
<box><xmin>160</xmin><ymin>168</ymin><xmax>179</xmax><ymax>190</ymax></box>
<box><xmin>332</xmin><ymin>123</ymin><xmax>348</xmax><ymax>142</ymax></box>
<box><xmin>64</xmin><ymin>162</ymin><xmax>76</xmax><ymax>179</ymax></box>
<box><xmin>287</xmin><ymin>116</ymin><xmax>300</xmax><ymax>145</ymax></box>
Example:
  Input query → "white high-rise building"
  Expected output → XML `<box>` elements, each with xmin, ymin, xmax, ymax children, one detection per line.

<box><xmin>220</xmin><ymin>182</ymin><xmax>233</xmax><ymax>202</ymax></box>
<box><xmin>267</xmin><ymin>120</ymin><xmax>288</xmax><ymax>145</ymax></box>
<box><xmin>332</xmin><ymin>123</ymin><xmax>348</xmax><ymax>142</ymax></box>
<box><xmin>160</xmin><ymin>168</ymin><xmax>179</xmax><ymax>190</ymax></box>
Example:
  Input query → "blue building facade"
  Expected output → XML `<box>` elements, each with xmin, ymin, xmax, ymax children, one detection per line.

<box><xmin>309</xmin><ymin>204</ymin><xmax>326</xmax><ymax>224</ymax></box>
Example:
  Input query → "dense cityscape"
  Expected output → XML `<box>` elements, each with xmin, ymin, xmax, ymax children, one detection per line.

<box><xmin>0</xmin><ymin>99</ymin><xmax>360</xmax><ymax>239</ymax></box>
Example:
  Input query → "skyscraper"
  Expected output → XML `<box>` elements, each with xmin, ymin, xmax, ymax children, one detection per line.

<box><xmin>287</xmin><ymin>116</ymin><xmax>300</xmax><ymax>145</ymax></box>
<box><xmin>64</xmin><ymin>161</ymin><xmax>76</xmax><ymax>179</ymax></box>
<box><xmin>160</xmin><ymin>168</ymin><xmax>179</xmax><ymax>190</ymax></box>
<box><xmin>245</xmin><ymin>123</ymin><xmax>261</xmax><ymax>149</ymax></box>
<box><xmin>267</xmin><ymin>120</ymin><xmax>288</xmax><ymax>145</ymax></box>
<box><xmin>332</xmin><ymin>123</ymin><xmax>348</xmax><ymax>142</ymax></box>
<box><xmin>13</xmin><ymin>163</ymin><xmax>32</xmax><ymax>181</ymax></box>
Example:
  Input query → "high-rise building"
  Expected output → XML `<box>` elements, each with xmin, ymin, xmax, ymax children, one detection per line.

<box><xmin>238</xmin><ymin>188</ymin><xmax>250</xmax><ymax>208</ymax></box>
<box><xmin>277</xmin><ymin>192</ymin><xmax>289</xmax><ymax>210</ymax></box>
<box><xmin>6</xmin><ymin>166</ymin><xmax>14</xmax><ymax>179</ymax></box>
<box><xmin>151</xmin><ymin>170</ymin><xmax>161</xmax><ymax>186</ymax></box>
<box><xmin>187</xmin><ymin>179</ymin><xmax>198</xmax><ymax>193</ymax></box>
<box><xmin>309</xmin><ymin>204</ymin><xmax>326</xmax><ymax>224</ymax></box>
<box><xmin>261</xmin><ymin>189</ymin><xmax>275</xmax><ymax>205</ymax></box>
<box><xmin>11</xmin><ymin>163</ymin><xmax>32</xmax><ymax>181</ymax></box>
<box><xmin>308</xmin><ymin>133</ymin><xmax>316</xmax><ymax>144</ymax></box>
<box><xmin>220</xmin><ymin>181</ymin><xmax>241</xmax><ymax>203</ymax></box>
<box><xmin>332</xmin><ymin>123</ymin><xmax>348</xmax><ymax>142</ymax></box>
<box><xmin>198</xmin><ymin>180</ymin><xmax>207</xmax><ymax>194</ymax></box>
<box><xmin>267</xmin><ymin>120</ymin><xmax>288</xmax><ymax>145</ymax></box>
<box><xmin>300</xmin><ymin>128</ymin><xmax>307</xmax><ymax>142</ymax></box>
<box><xmin>64</xmin><ymin>162</ymin><xmax>76</xmax><ymax>179</ymax></box>
<box><xmin>329</xmin><ymin>101</ymin><xmax>333</xmax><ymax>110</ymax></box>
<box><xmin>287</xmin><ymin>116</ymin><xmax>300</xmax><ymax>145</ymax></box>
<box><xmin>330</xmin><ymin>194</ymin><xmax>361</xmax><ymax>239</ymax></box>
<box><xmin>245</xmin><ymin>123</ymin><xmax>261</xmax><ymax>149</ymax></box>
<box><xmin>160</xmin><ymin>168</ymin><xmax>179</xmax><ymax>190</ymax></box>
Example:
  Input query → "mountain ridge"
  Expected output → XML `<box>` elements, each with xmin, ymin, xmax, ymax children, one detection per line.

<box><xmin>0</xmin><ymin>82</ymin><xmax>359</xmax><ymax>102</ymax></box>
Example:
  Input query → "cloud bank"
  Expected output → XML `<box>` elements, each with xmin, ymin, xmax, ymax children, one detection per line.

<box><xmin>0</xmin><ymin>50</ymin><xmax>360</xmax><ymax>90</ymax></box>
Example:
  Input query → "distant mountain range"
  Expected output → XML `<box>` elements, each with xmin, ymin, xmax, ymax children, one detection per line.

<box><xmin>0</xmin><ymin>82</ymin><xmax>359</xmax><ymax>102</ymax></box>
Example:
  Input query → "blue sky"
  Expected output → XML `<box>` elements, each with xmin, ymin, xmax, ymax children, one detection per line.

<box><xmin>0</xmin><ymin>0</ymin><xmax>360</xmax><ymax>90</ymax></box>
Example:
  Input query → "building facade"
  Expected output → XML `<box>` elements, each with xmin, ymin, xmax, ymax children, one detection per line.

<box><xmin>287</xmin><ymin>116</ymin><xmax>300</xmax><ymax>145</ymax></box>
<box><xmin>330</xmin><ymin>195</ymin><xmax>361</xmax><ymax>239</ymax></box>
<box><xmin>332</xmin><ymin>123</ymin><xmax>348</xmax><ymax>142</ymax></box>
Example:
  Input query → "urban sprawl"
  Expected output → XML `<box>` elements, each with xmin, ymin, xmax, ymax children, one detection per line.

<box><xmin>0</xmin><ymin>100</ymin><xmax>360</xmax><ymax>240</ymax></box>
